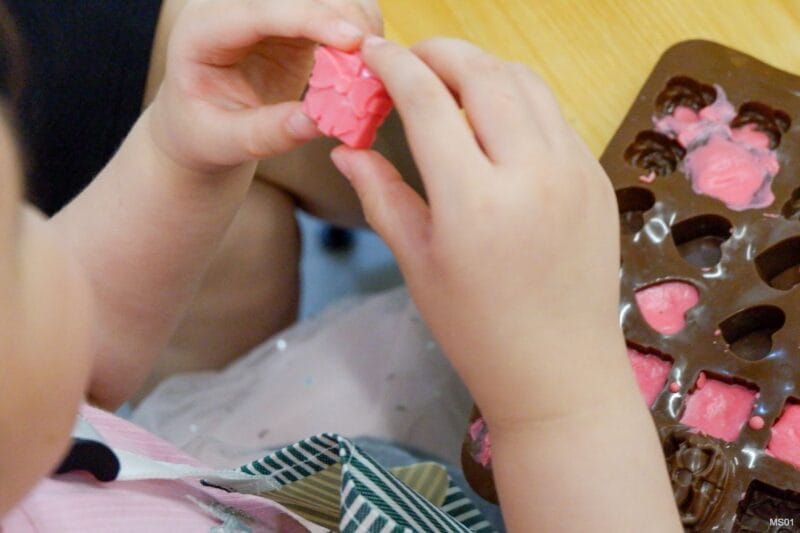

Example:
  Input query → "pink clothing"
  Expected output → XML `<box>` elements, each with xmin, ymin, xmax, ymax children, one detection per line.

<box><xmin>2</xmin><ymin>405</ymin><xmax>310</xmax><ymax>532</ymax></box>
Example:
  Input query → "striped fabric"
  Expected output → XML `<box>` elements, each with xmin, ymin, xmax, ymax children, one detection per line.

<box><xmin>209</xmin><ymin>434</ymin><xmax>495</xmax><ymax>532</ymax></box>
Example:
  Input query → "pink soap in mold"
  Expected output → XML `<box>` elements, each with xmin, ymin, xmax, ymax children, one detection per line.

<box><xmin>627</xmin><ymin>347</ymin><xmax>671</xmax><ymax>406</ymax></box>
<box><xmin>680</xmin><ymin>373</ymin><xmax>757</xmax><ymax>442</ymax></box>
<box><xmin>767</xmin><ymin>403</ymin><xmax>800</xmax><ymax>469</ymax></box>
<box><xmin>468</xmin><ymin>417</ymin><xmax>492</xmax><ymax>468</ymax></box>
<box><xmin>654</xmin><ymin>86</ymin><xmax>781</xmax><ymax>211</ymax></box>
<box><xmin>635</xmin><ymin>281</ymin><xmax>699</xmax><ymax>335</ymax></box>
<box><xmin>302</xmin><ymin>46</ymin><xmax>393</xmax><ymax>149</ymax></box>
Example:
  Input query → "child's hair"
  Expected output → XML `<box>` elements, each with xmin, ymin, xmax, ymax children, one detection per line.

<box><xmin>0</xmin><ymin>2</ymin><xmax>24</xmax><ymax>106</ymax></box>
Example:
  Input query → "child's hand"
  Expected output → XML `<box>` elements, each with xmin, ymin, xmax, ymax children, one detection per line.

<box><xmin>149</xmin><ymin>0</ymin><xmax>379</xmax><ymax>174</ymax></box>
<box><xmin>331</xmin><ymin>37</ymin><xmax>629</xmax><ymax>431</ymax></box>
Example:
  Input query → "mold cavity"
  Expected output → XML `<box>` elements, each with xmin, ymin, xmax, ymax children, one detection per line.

<box><xmin>731</xmin><ymin>101</ymin><xmax>792</xmax><ymax>149</ymax></box>
<box><xmin>680</xmin><ymin>372</ymin><xmax>757</xmax><ymax>442</ymax></box>
<box><xmin>626</xmin><ymin>344</ymin><xmax>673</xmax><ymax>407</ymax></box>
<box><xmin>782</xmin><ymin>188</ymin><xmax>800</xmax><ymax>221</ymax></box>
<box><xmin>767</xmin><ymin>400</ymin><xmax>800</xmax><ymax>470</ymax></box>
<box><xmin>671</xmin><ymin>215</ymin><xmax>733</xmax><ymax>268</ymax></box>
<box><xmin>635</xmin><ymin>280</ymin><xmax>699</xmax><ymax>336</ymax></box>
<box><xmin>754</xmin><ymin>237</ymin><xmax>800</xmax><ymax>291</ymax></box>
<box><xmin>616</xmin><ymin>187</ymin><xmax>655</xmax><ymax>234</ymax></box>
<box><xmin>655</xmin><ymin>76</ymin><xmax>716</xmax><ymax>115</ymax></box>
<box><xmin>734</xmin><ymin>480</ymin><xmax>800</xmax><ymax>532</ymax></box>
<box><xmin>718</xmin><ymin>305</ymin><xmax>785</xmax><ymax>361</ymax></box>
<box><xmin>623</xmin><ymin>131</ymin><xmax>686</xmax><ymax>176</ymax></box>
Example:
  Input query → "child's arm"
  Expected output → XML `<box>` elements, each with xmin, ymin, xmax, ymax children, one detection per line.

<box><xmin>50</xmin><ymin>0</ymin><xmax>368</xmax><ymax>409</ymax></box>
<box><xmin>332</xmin><ymin>37</ymin><xmax>682</xmax><ymax>532</ymax></box>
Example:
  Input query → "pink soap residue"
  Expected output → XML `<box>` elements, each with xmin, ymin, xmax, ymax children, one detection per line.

<box><xmin>303</xmin><ymin>46</ymin><xmax>393</xmax><ymax>149</ymax></box>
<box><xmin>767</xmin><ymin>403</ymin><xmax>800</xmax><ymax>469</ymax></box>
<box><xmin>654</xmin><ymin>87</ymin><xmax>780</xmax><ymax>211</ymax></box>
<box><xmin>468</xmin><ymin>417</ymin><xmax>492</xmax><ymax>468</ymax></box>
<box><xmin>680</xmin><ymin>376</ymin><xmax>756</xmax><ymax>442</ymax></box>
<box><xmin>627</xmin><ymin>347</ymin><xmax>671</xmax><ymax>406</ymax></box>
<box><xmin>635</xmin><ymin>281</ymin><xmax>699</xmax><ymax>335</ymax></box>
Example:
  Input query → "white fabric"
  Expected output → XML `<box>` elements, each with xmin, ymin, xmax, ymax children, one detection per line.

<box><xmin>133</xmin><ymin>287</ymin><xmax>472</xmax><ymax>468</ymax></box>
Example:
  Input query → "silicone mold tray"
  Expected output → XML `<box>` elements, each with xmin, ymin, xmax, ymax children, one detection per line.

<box><xmin>462</xmin><ymin>40</ymin><xmax>800</xmax><ymax>532</ymax></box>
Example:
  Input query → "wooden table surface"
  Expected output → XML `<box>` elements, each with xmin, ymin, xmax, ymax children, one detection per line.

<box><xmin>380</xmin><ymin>0</ymin><xmax>800</xmax><ymax>155</ymax></box>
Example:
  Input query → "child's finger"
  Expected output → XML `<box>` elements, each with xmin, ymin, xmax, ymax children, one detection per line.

<box><xmin>180</xmin><ymin>0</ymin><xmax>365</xmax><ymax>65</ymax></box>
<box><xmin>359</xmin><ymin>37</ymin><xmax>489</xmax><ymax>202</ymax></box>
<box><xmin>200</xmin><ymin>101</ymin><xmax>322</xmax><ymax>163</ymax></box>
<box><xmin>330</xmin><ymin>146</ymin><xmax>430</xmax><ymax>273</ymax></box>
<box><xmin>321</xmin><ymin>0</ymin><xmax>384</xmax><ymax>36</ymax></box>
<box><xmin>411</xmin><ymin>38</ymin><xmax>546</xmax><ymax>165</ymax></box>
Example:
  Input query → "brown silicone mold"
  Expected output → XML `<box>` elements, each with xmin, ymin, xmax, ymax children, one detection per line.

<box><xmin>461</xmin><ymin>40</ymin><xmax>800</xmax><ymax>531</ymax></box>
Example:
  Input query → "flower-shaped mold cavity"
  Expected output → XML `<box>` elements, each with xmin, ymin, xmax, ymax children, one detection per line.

<box><xmin>655</xmin><ymin>76</ymin><xmax>717</xmax><ymax>115</ymax></box>
<box><xmin>782</xmin><ymin>188</ymin><xmax>800</xmax><ymax>221</ymax></box>
<box><xmin>767</xmin><ymin>400</ymin><xmax>800</xmax><ymax>470</ymax></box>
<box><xmin>661</xmin><ymin>426</ymin><xmax>731</xmax><ymax>530</ymax></box>
<box><xmin>731</xmin><ymin>101</ymin><xmax>792</xmax><ymax>149</ymax></box>
<box><xmin>627</xmin><ymin>345</ymin><xmax>673</xmax><ymax>407</ymax></box>
<box><xmin>671</xmin><ymin>215</ymin><xmax>733</xmax><ymax>268</ymax></box>
<box><xmin>680</xmin><ymin>373</ymin><xmax>757</xmax><ymax>442</ymax></box>
<box><xmin>755</xmin><ymin>237</ymin><xmax>800</xmax><ymax>291</ymax></box>
<box><xmin>623</xmin><ymin>131</ymin><xmax>686</xmax><ymax>176</ymax></box>
<box><xmin>635</xmin><ymin>280</ymin><xmax>699</xmax><ymax>335</ymax></box>
<box><xmin>734</xmin><ymin>481</ymin><xmax>800</xmax><ymax>532</ymax></box>
<box><xmin>718</xmin><ymin>305</ymin><xmax>785</xmax><ymax>361</ymax></box>
<box><xmin>616</xmin><ymin>187</ymin><xmax>655</xmax><ymax>234</ymax></box>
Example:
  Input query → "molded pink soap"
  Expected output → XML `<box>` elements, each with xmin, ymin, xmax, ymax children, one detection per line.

<box><xmin>468</xmin><ymin>417</ymin><xmax>492</xmax><ymax>467</ymax></box>
<box><xmin>654</xmin><ymin>87</ymin><xmax>780</xmax><ymax>211</ymax></box>
<box><xmin>627</xmin><ymin>348</ymin><xmax>671</xmax><ymax>406</ymax></box>
<box><xmin>635</xmin><ymin>281</ymin><xmax>699</xmax><ymax>335</ymax></box>
<box><xmin>303</xmin><ymin>46</ymin><xmax>393</xmax><ymax>149</ymax></box>
<box><xmin>680</xmin><ymin>376</ymin><xmax>756</xmax><ymax>442</ymax></box>
<box><xmin>767</xmin><ymin>404</ymin><xmax>800</xmax><ymax>469</ymax></box>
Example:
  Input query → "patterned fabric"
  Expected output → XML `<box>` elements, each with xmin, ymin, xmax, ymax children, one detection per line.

<box><xmin>207</xmin><ymin>434</ymin><xmax>495</xmax><ymax>532</ymax></box>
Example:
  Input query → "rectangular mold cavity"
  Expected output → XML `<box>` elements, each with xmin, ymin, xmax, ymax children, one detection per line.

<box><xmin>679</xmin><ymin>372</ymin><xmax>758</xmax><ymax>442</ymax></box>
<box><xmin>734</xmin><ymin>480</ymin><xmax>800</xmax><ymax>532</ymax></box>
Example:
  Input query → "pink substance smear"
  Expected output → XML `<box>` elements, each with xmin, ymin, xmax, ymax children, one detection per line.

<box><xmin>635</xmin><ymin>281</ymin><xmax>700</xmax><ymax>335</ymax></box>
<box><xmin>627</xmin><ymin>347</ymin><xmax>671</xmax><ymax>406</ymax></box>
<box><xmin>654</xmin><ymin>87</ymin><xmax>780</xmax><ymax>211</ymax></box>
<box><xmin>767</xmin><ymin>404</ymin><xmax>800</xmax><ymax>469</ymax></box>
<box><xmin>303</xmin><ymin>46</ymin><xmax>393</xmax><ymax>148</ymax></box>
<box><xmin>680</xmin><ymin>376</ymin><xmax>756</xmax><ymax>442</ymax></box>
<box><xmin>468</xmin><ymin>417</ymin><xmax>492</xmax><ymax>467</ymax></box>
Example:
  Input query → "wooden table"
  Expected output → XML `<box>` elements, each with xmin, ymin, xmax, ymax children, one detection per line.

<box><xmin>381</xmin><ymin>0</ymin><xmax>800</xmax><ymax>155</ymax></box>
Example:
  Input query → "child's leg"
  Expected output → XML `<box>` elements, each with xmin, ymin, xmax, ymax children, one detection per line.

<box><xmin>133</xmin><ymin>180</ymin><xmax>301</xmax><ymax>400</ymax></box>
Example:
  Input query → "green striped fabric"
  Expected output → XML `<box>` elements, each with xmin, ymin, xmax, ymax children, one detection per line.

<box><xmin>217</xmin><ymin>433</ymin><xmax>495</xmax><ymax>532</ymax></box>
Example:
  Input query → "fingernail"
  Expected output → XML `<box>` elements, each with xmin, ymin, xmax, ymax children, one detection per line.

<box><xmin>330</xmin><ymin>149</ymin><xmax>351</xmax><ymax>178</ymax></box>
<box><xmin>335</xmin><ymin>20</ymin><xmax>364</xmax><ymax>41</ymax></box>
<box><xmin>363</xmin><ymin>35</ymin><xmax>385</xmax><ymax>48</ymax></box>
<box><xmin>287</xmin><ymin>111</ymin><xmax>318</xmax><ymax>139</ymax></box>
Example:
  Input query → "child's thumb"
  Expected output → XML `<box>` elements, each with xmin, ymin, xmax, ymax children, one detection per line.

<box><xmin>230</xmin><ymin>102</ymin><xmax>321</xmax><ymax>160</ymax></box>
<box><xmin>330</xmin><ymin>146</ymin><xmax>430</xmax><ymax>271</ymax></box>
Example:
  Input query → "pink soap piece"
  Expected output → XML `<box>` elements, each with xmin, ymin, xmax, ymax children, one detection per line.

<box><xmin>639</xmin><ymin>171</ymin><xmax>656</xmax><ymax>184</ymax></box>
<box><xmin>749</xmin><ymin>415</ymin><xmax>765</xmax><ymax>430</ymax></box>
<box><xmin>653</xmin><ymin>86</ymin><xmax>781</xmax><ymax>211</ymax></box>
<box><xmin>302</xmin><ymin>46</ymin><xmax>393</xmax><ymax>149</ymax></box>
<box><xmin>768</xmin><ymin>404</ymin><xmax>800</xmax><ymax>469</ymax></box>
<box><xmin>635</xmin><ymin>281</ymin><xmax>700</xmax><ymax>335</ymax></box>
<box><xmin>684</xmin><ymin>135</ymin><xmax>778</xmax><ymax>211</ymax></box>
<box><xmin>468</xmin><ymin>417</ymin><xmax>492</xmax><ymax>467</ymax></box>
<box><xmin>680</xmin><ymin>377</ymin><xmax>756</xmax><ymax>442</ymax></box>
<box><xmin>627</xmin><ymin>347</ymin><xmax>671</xmax><ymax>406</ymax></box>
